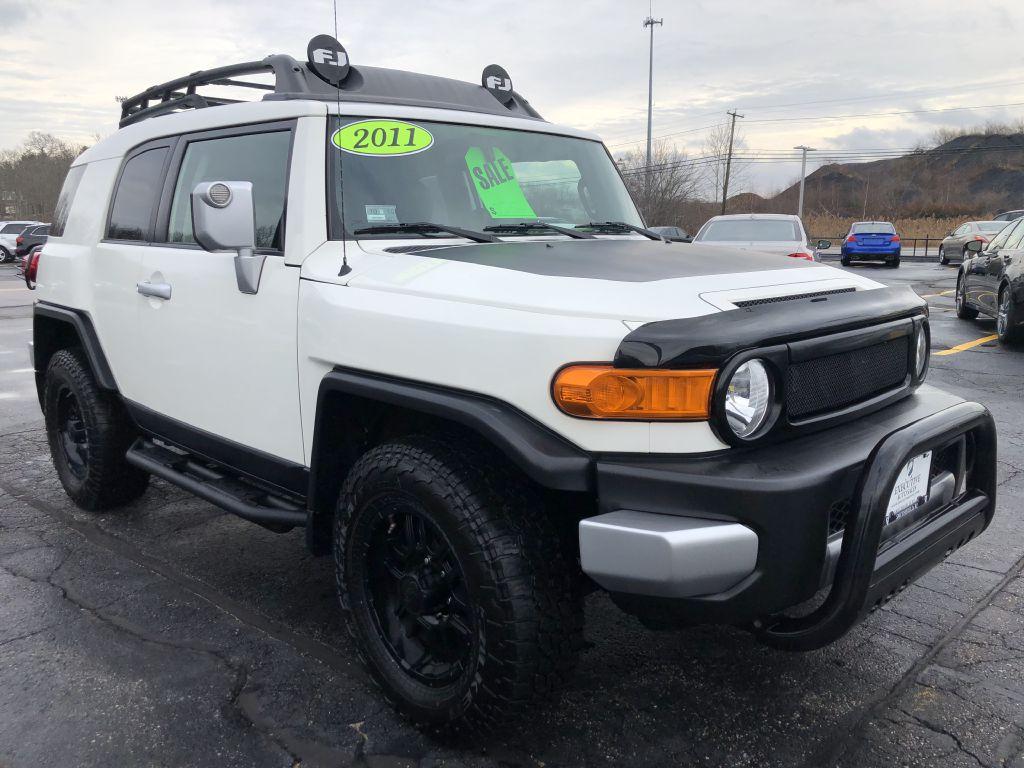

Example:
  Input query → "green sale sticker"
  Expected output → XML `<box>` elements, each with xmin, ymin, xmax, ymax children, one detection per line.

<box><xmin>465</xmin><ymin>146</ymin><xmax>536</xmax><ymax>219</ymax></box>
<box><xmin>332</xmin><ymin>120</ymin><xmax>434</xmax><ymax>156</ymax></box>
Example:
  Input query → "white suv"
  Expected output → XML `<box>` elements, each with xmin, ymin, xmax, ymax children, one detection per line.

<box><xmin>31</xmin><ymin>38</ymin><xmax>997</xmax><ymax>731</ymax></box>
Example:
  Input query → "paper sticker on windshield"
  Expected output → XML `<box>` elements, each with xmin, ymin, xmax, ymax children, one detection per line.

<box><xmin>332</xmin><ymin>120</ymin><xmax>434</xmax><ymax>156</ymax></box>
<box><xmin>465</xmin><ymin>147</ymin><xmax>536</xmax><ymax>219</ymax></box>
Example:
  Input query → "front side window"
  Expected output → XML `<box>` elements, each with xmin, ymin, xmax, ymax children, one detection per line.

<box><xmin>327</xmin><ymin>117</ymin><xmax>642</xmax><ymax>238</ymax></box>
<box><xmin>1003</xmin><ymin>220</ymin><xmax>1024</xmax><ymax>250</ymax></box>
<box><xmin>985</xmin><ymin>221</ymin><xmax>1017</xmax><ymax>252</ymax></box>
<box><xmin>1</xmin><ymin>223</ymin><xmax>26</xmax><ymax>234</ymax></box>
<box><xmin>107</xmin><ymin>147</ymin><xmax>169</xmax><ymax>241</ymax></box>
<box><xmin>696</xmin><ymin>219</ymin><xmax>801</xmax><ymax>242</ymax></box>
<box><xmin>51</xmin><ymin>165</ymin><xmax>85</xmax><ymax>237</ymax></box>
<box><xmin>167</xmin><ymin>131</ymin><xmax>291</xmax><ymax>250</ymax></box>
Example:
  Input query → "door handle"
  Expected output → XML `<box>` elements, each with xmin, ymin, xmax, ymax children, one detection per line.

<box><xmin>137</xmin><ymin>281</ymin><xmax>172</xmax><ymax>300</ymax></box>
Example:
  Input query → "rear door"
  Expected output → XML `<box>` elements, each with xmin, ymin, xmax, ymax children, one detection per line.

<box><xmin>130</xmin><ymin>121</ymin><xmax>306</xmax><ymax>478</ymax></box>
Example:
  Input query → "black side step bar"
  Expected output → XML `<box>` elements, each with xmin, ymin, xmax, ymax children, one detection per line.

<box><xmin>126</xmin><ymin>438</ymin><xmax>306</xmax><ymax>531</ymax></box>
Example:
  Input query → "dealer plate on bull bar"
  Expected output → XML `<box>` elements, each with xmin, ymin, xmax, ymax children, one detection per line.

<box><xmin>886</xmin><ymin>451</ymin><xmax>932</xmax><ymax>525</ymax></box>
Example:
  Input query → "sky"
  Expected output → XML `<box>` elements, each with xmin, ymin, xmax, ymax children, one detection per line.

<box><xmin>2</xmin><ymin>0</ymin><xmax>1022</xmax><ymax>195</ymax></box>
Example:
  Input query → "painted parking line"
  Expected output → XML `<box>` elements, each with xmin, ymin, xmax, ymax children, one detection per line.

<box><xmin>934</xmin><ymin>334</ymin><xmax>999</xmax><ymax>356</ymax></box>
<box><xmin>919</xmin><ymin>290</ymin><xmax>954</xmax><ymax>299</ymax></box>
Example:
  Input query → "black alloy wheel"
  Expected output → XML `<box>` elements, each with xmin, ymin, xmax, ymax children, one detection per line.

<box><xmin>364</xmin><ymin>501</ymin><xmax>476</xmax><ymax>687</ymax></box>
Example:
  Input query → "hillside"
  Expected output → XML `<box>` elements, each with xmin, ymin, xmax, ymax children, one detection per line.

<box><xmin>769</xmin><ymin>132</ymin><xmax>1024</xmax><ymax>218</ymax></box>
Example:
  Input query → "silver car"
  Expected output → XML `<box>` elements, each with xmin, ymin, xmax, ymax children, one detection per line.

<box><xmin>693</xmin><ymin>214</ymin><xmax>827</xmax><ymax>261</ymax></box>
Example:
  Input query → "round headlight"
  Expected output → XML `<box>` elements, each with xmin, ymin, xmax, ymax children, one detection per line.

<box><xmin>914</xmin><ymin>324</ymin><xmax>929</xmax><ymax>379</ymax></box>
<box><xmin>724</xmin><ymin>359</ymin><xmax>772</xmax><ymax>438</ymax></box>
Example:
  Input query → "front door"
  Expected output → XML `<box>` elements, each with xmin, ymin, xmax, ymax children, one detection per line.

<box><xmin>131</xmin><ymin>123</ymin><xmax>306</xmax><ymax>478</ymax></box>
<box><xmin>976</xmin><ymin>219</ymin><xmax>1023</xmax><ymax>314</ymax></box>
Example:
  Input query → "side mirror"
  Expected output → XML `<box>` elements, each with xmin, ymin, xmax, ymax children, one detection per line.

<box><xmin>191</xmin><ymin>181</ymin><xmax>263</xmax><ymax>294</ymax></box>
<box><xmin>816</xmin><ymin>239</ymin><xmax>832</xmax><ymax>250</ymax></box>
<box><xmin>965</xmin><ymin>239</ymin><xmax>984</xmax><ymax>253</ymax></box>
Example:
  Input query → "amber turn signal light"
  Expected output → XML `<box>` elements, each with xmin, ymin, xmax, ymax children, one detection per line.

<box><xmin>552</xmin><ymin>365</ymin><xmax>716</xmax><ymax>420</ymax></box>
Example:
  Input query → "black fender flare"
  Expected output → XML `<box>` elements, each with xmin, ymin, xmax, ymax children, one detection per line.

<box><xmin>33</xmin><ymin>303</ymin><xmax>118</xmax><ymax>393</ymax></box>
<box><xmin>305</xmin><ymin>367</ymin><xmax>593</xmax><ymax>553</ymax></box>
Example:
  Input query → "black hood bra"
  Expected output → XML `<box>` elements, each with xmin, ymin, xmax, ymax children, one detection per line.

<box><xmin>415</xmin><ymin>238</ymin><xmax>818</xmax><ymax>282</ymax></box>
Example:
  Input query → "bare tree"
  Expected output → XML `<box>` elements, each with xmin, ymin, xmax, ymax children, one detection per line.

<box><xmin>0</xmin><ymin>132</ymin><xmax>87</xmax><ymax>219</ymax></box>
<box><xmin>616</xmin><ymin>140</ymin><xmax>701</xmax><ymax>225</ymax></box>
<box><xmin>700</xmin><ymin>122</ymin><xmax>750</xmax><ymax>205</ymax></box>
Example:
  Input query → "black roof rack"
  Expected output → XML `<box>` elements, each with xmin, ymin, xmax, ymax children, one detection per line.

<box><xmin>119</xmin><ymin>54</ymin><xmax>543</xmax><ymax>128</ymax></box>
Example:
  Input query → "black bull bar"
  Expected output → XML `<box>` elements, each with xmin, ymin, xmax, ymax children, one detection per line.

<box><xmin>758</xmin><ymin>401</ymin><xmax>997</xmax><ymax>651</ymax></box>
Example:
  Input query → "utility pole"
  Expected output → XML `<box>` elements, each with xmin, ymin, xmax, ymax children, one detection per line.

<box><xmin>793</xmin><ymin>145</ymin><xmax>815</xmax><ymax>220</ymax></box>
<box><xmin>720</xmin><ymin>109</ymin><xmax>743</xmax><ymax>215</ymax></box>
<box><xmin>643</xmin><ymin>13</ymin><xmax>663</xmax><ymax>178</ymax></box>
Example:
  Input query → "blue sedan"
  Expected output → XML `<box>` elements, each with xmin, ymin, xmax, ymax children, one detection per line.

<box><xmin>840</xmin><ymin>221</ymin><xmax>901</xmax><ymax>267</ymax></box>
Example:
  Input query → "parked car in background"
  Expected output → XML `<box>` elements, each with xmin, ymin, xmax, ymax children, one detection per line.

<box><xmin>0</xmin><ymin>220</ymin><xmax>42</xmax><ymax>263</ymax></box>
<box><xmin>840</xmin><ymin>221</ymin><xmax>901</xmax><ymax>267</ymax></box>
<box><xmin>993</xmin><ymin>209</ymin><xmax>1024</xmax><ymax>222</ymax></box>
<box><xmin>15</xmin><ymin>224</ymin><xmax>49</xmax><ymax>257</ymax></box>
<box><xmin>939</xmin><ymin>220</ymin><xmax>1009</xmax><ymax>265</ymax></box>
<box><xmin>693</xmin><ymin>213</ymin><xmax>828</xmax><ymax>261</ymax></box>
<box><xmin>956</xmin><ymin>215</ymin><xmax>1024</xmax><ymax>343</ymax></box>
<box><xmin>648</xmin><ymin>225</ymin><xmax>690</xmax><ymax>242</ymax></box>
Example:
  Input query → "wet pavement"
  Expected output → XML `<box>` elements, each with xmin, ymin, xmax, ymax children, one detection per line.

<box><xmin>1</xmin><ymin>262</ymin><xmax>1022</xmax><ymax>767</ymax></box>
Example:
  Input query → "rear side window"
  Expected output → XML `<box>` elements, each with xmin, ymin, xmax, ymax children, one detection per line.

<box><xmin>1</xmin><ymin>223</ymin><xmax>25</xmax><ymax>234</ymax></box>
<box><xmin>166</xmin><ymin>131</ymin><xmax>291</xmax><ymax>251</ymax></box>
<box><xmin>107</xmin><ymin>147</ymin><xmax>170</xmax><ymax>241</ymax></box>
<box><xmin>50</xmin><ymin>165</ymin><xmax>85</xmax><ymax>237</ymax></box>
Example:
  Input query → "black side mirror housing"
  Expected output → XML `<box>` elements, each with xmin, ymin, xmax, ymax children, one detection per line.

<box><xmin>965</xmin><ymin>239</ymin><xmax>984</xmax><ymax>254</ymax></box>
<box><xmin>816</xmin><ymin>239</ymin><xmax>832</xmax><ymax>250</ymax></box>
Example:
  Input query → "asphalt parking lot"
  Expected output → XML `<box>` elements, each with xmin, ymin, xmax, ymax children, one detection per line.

<box><xmin>1</xmin><ymin>260</ymin><xmax>1022</xmax><ymax>768</ymax></box>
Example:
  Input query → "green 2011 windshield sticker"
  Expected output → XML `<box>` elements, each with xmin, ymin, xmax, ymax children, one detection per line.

<box><xmin>332</xmin><ymin>120</ymin><xmax>434</xmax><ymax>156</ymax></box>
<box><xmin>465</xmin><ymin>147</ymin><xmax>536</xmax><ymax>219</ymax></box>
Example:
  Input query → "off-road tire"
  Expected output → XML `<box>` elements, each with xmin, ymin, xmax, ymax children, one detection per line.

<box><xmin>334</xmin><ymin>435</ymin><xmax>582</xmax><ymax>733</ymax></box>
<box><xmin>939</xmin><ymin>246</ymin><xmax>949</xmax><ymax>265</ymax></box>
<box><xmin>43</xmin><ymin>348</ymin><xmax>149</xmax><ymax>510</ymax></box>
<box><xmin>997</xmin><ymin>285</ymin><xmax>1024</xmax><ymax>344</ymax></box>
<box><xmin>955</xmin><ymin>276</ymin><xmax>978</xmax><ymax>320</ymax></box>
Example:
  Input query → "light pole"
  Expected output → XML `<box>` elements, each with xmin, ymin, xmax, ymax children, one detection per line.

<box><xmin>720</xmin><ymin>109</ymin><xmax>743</xmax><ymax>215</ymax></box>
<box><xmin>643</xmin><ymin>14</ymin><xmax>663</xmax><ymax>175</ymax></box>
<box><xmin>794</xmin><ymin>145</ymin><xmax>815</xmax><ymax>220</ymax></box>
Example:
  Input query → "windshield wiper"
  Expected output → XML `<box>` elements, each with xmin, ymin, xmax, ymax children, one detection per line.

<box><xmin>483</xmin><ymin>222</ymin><xmax>595</xmax><ymax>239</ymax></box>
<box><xmin>352</xmin><ymin>222</ymin><xmax>498</xmax><ymax>243</ymax></box>
<box><xmin>578</xmin><ymin>221</ymin><xmax>666</xmax><ymax>241</ymax></box>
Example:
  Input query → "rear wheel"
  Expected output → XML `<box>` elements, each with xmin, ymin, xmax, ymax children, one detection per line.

<box><xmin>43</xmin><ymin>349</ymin><xmax>149</xmax><ymax>510</ymax></box>
<box><xmin>334</xmin><ymin>436</ymin><xmax>581</xmax><ymax>732</ymax></box>
<box><xmin>996</xmin><ymin>286</ymin><xmax>1023</xmax><ymax>344</ymax></box>
<box><xmin>840</xmin><ymin>255</ymin><xmax>851</xmax><ymax>267</ymax></box>
<box><xmin>939</xmin><ymin>246</ymin><xmax>949</xmax><ymax>265</ymax></box>
<box><xmin>955</xmin><ymin>276</ymin><xmax>978</xmax><ymax>320</ymax></box>
<box><xmin>888</xmin><ymin>257</ymin><xmax>900</xmax><ymax>268</ymax></box>
<box><xmin>0</xmin><ymin>247</ymin><xmax>10</xmax><ymax>264</ymax></box>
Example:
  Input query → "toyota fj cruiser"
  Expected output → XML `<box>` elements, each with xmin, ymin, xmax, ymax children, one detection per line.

<box><xmin>30</xmin><ymin>37</ymin><xmax>996</xmax><ymax>730</ymax></box>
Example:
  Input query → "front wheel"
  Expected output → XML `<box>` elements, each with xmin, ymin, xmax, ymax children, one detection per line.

<box><xmin>939</xmin><ymin>246</ymin><xmax>949</xmax><ymax>265</ymax></box>
<box><xmin>0</xmin><ymin>247</ymin><xmax>10</xmax><ymax>264</ymax></box>
<box><xmin>997</xmin><ymin>286</ymin><xmax>1023</xmax><ymax>344</ymax></box>
<box><xmin>43</xmin><ymin>349</ymin><xmax>149</xmax><ymax>510</ymax></box>
<box><xmin>334</xmin><ymin>436</ymin><xmax>582</xmax><ymax>732</ymax></box>
<box><xmin>955</xmin><ymin>277</ymin><xmax>978</xmax><ymax>320</ymax></box>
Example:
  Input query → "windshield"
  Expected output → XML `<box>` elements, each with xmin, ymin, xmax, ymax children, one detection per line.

<box><xmin>696</xmin><ymin>219</ymin><xmax>801</xmax><ymax>242</ymax></box>
<box><xmin>327</xmin><ymin>117</ymin><xmax>642</xmax><ymax>238</ymax></box>
<box><xmin>851</xmin><ymin>222</ymin><xmax>896</xmax><ymax>234</ymax></box>
<box><xmin>978</xmin><ymin>221</ymin><xmax>1009</xmax><ymax>233</ymax></box>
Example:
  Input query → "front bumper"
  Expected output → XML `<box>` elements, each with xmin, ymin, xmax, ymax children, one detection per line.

<box><xmin>580</xmin><ymin>386</ymin><xmax>996</xmax><ymax>649</ymax></box>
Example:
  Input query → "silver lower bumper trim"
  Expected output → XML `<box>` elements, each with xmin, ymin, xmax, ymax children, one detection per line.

<box><xmin>579</xmin><ymin>510</ymin><xmax>758</xmax><ymax>598</ymax></box>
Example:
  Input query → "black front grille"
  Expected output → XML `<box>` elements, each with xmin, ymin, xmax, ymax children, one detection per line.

<box><xmin>787</xmin><ymin>336</ymin><xmax>909</xmax><ymax>419</ymax></box>
<box><xmin>733</xmin><ymin>287</ymin><xmax>856</xmax><ymax>308</ymax></box>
